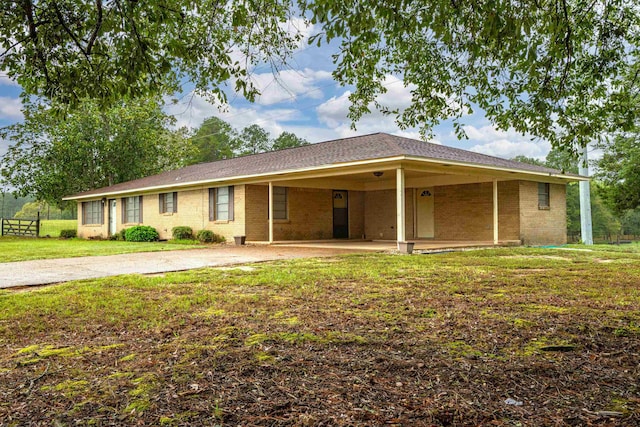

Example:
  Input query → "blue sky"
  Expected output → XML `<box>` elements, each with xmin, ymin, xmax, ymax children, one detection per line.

<box><xmin>0</xmin><ymin>19</ymin><xmax>553</xmax><ymax>161</ymax></box>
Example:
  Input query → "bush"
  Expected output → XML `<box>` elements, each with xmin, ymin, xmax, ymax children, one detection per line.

<box><xmin>59</xmin><ymin>229</ymin><xmax>77</xmax><ymax>239</ymax></box>
<box><xmin>172</xmin><ymin>226</ymin><xmax>194</xmax><ymax>240</ymax></box>
<box><xmin>125</xmin><ymin>226</ymin><xmax>159</xmax><ymax>242</ymax></box>
<box><xmin>116</xmin><ymin>228</ymin><xmax>127</xmax><ymax>241</ymax></box>
<box><xmin>196</xmin><ymin>230</ymin><xmax>225</xmax><ymax>243</ymax></box>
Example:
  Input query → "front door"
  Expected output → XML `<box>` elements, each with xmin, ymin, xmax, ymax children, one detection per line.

<box><xmin>416</xmin><ymin>188</ymin><xmax>434</xmax><ymax>238</ymax></box>
<box><xmin>333</xmin><ymin>190</ymin><xmax>349</xmax><ymax>239</ymax></box>
<box><xmin>109</xmin><ymin>199</ymin><xmax>117</xmax><ymax>236</ymax></box>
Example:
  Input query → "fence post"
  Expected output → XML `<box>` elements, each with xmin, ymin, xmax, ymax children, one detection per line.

<box><xmin>36</xmin><ymin>211</ymin><xmax>40</xmax><ymax>238</ymax></box>
<box><xmin>1</xmin><ymin>218</ymin><xmax>4</xmax><ymax>237</ymax></box>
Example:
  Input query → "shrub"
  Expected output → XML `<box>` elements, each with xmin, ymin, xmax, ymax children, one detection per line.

<box><xmin>116</xmin><ymin>228</ymin><xmax>127</xmax><ymax>241</ymax></box>
<box><xmin>59</xmin><ymin>229</ymin><xmax>77</xmax><ymax>239</ymax></box>
<box><xmin>125</xmin><ymin>226</ymin><xmax>159</xmax><ymax>242</ymax></box>
<box><xmin>196</xmin><ymin>230</ymin><xmax>225</xmax><ymax>243</ymax></box>
<box><xmin>172</xmin><ymin>226</ymin><xmax>194</xmax><ymax>240</ymax></box>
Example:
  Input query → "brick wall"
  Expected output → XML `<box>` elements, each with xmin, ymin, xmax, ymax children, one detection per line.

<box><xmin>434</xmin><ymin>181</ymin><xmax>520</xmax><ymax>241</ymax></box>
<box><xmin>435</xmin><ymin>183</ymin><xmax>492</xmax><ymax>240</ymax></box>
<box><xmin>245</xmin><ymin>185</ymin><xmax>334</xmax><ymax>241</ymax></box>
<box><xmin>519</xmin><ymin>181</ymin><xmax>567</xmax><ymax>245</ymax></box>
<box><xmin>245</xmin><ymin>184</ymin><xmax>268</xmax><ymax>241</ymax></box>
<box><xmin>78</xmin><ymin>186</ymin><xmax>246</xmax><ymax>242</ymax></box>
<box><xmin>349</xmin><ymin>190</ymin><xmax>365</xmax><ymax>239</ymax></box>
<box><xmin>245</xmin><ymin>186</ymin><xmax>366</xmax><ymax>241</ymax></box>
<box><xmin>76</xmin><ymin>179</ymin><xmax>567</xmax><ymax>245</ymax></box>
<box><xmin>498</xmin><ymin>181</ymin><xmax>520</xmax><ymax>241</ymax></box>
<box><xmin>364</xmin><ymin>189</ymin><xmax>414</xmax><ymax>240</ymax></box>
<box><xmin>275</xmin><ymin>187</ymin><xmax>333</xmax><ymax>240</ymax></box>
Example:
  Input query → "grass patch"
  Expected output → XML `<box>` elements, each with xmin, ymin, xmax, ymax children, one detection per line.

<box><xmin>0</xmin><ymin>246</ymin><xmax>639</xmax><ymax>425</ymax></box>
<box><xmin>39</xmin><ymin>219</ymin><xmax>77</xmax><ymax>238</ymax></box>
<box><xmin>0</xmin><ymin>236</ymin><xmax>204</xmax><ymax>262</ymax></box>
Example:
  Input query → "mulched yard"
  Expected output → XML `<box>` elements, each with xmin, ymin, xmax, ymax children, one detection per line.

<box><xmin>0</xmin><ymin>246</ymin><xmax>639</xmax><ymax>426</ymax></box>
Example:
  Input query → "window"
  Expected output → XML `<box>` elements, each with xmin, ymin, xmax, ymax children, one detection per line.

<box><xmin>273</xmin><ymin>186</ymin><xmax>288</xmax><ymax>220</ymax></box>
<box><xmin>122</xmin><ymin>196</ymin><xmax>142</xmax><ymax>223</ymax></box>
<box><xmin>538</xmin><ymin>183</ymin><xmax>550</xmax><ymax>209</ymax></box>
<box><xmin>159</xmin><ymin>192</ymin><xmax>178</xmax><ymax>213</ymax></box>
<box><xmin>82</xmin><ymin>200</ymin><xmax>103</xmax><ymax>225</ymax></box>
<box><xmin>209</xmin><ymin>186</ymin><xmax>234</xmax><ymax>221</ymax></box>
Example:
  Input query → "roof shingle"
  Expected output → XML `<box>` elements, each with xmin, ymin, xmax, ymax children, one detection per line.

<box><xmin>66</xmin><ymin>133</ymin><xmax>574</xmax><ymax>199</ymax></box>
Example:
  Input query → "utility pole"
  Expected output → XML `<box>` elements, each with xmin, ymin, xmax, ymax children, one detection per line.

<box><xmin>579</xmin><ymin>145</ymin><xmax>593</xmax><ymax>245</ymax></box>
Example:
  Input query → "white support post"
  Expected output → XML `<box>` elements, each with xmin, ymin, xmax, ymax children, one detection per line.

<box><xmin>579</xmin><ymin>146</ymin><xmax>593</xmax><ymax>245</ymax></box>
<box><xmin>268</xmin><ymin>182</ymin><xmax>274</xmax><ymax>244</ymax></box>
<box><xmin>396</xmin><ymin>168</ymin><xmax>406</xmax><ymax>249</ymax></box>
<box><xmin>493</xmin><ymin>179</ymin><xmax>499</xmax><ymax>245</ymax></box>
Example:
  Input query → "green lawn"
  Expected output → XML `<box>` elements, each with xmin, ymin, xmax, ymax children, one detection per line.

<box><xmin>0</xmin><ymin>236</ymin><xmax>203</xmax><ymax>262</ymax></box>
<box><xmin>38</xmin><ymin>219</ymin><xmax>77</xmax><ymax>237</ymax></box>
<box><xmin>0</xmin><ymin>246</ymin><xmax>639</xmax><ymax>425</ymax></box>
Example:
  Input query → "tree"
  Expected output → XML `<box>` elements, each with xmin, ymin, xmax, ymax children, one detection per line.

<box><xmin>0</xmin><ymin>193</ymin><xmax>34</xmax><ymax>219</ymax></box>
<box><xmin>0</xmin><ymin>97</ymin><xmax>191</xmax><ymax>205</ymax></box>
<box><xmin>511</xmin><ymin>155</ymin><xmax>545</xmax><ymax>167</ymax></box>
<box><xmin>590</xmin><ymin>183</ymin><xmax>621</xmax><ymax>241</ymax></box>
<box><xmin>236</xmin><ymin>124</ymin><xmax>271</xmax><ymax>156</ymax></box>
<box><xmin>597</xmin><ymin>134</ymin><xmax>640</xmax><ymax>214</ymax></box>
<box><xmin>305</xmin><ymin>0</ymin><xmax>639</xmax><ymax>152</ymax></box>
<box><xmin>272</xmin><ymin>132</ymin><xmax>309</xmax><ymax>151</ymax></box>
<box><xmin>544</xmin><ymin>148</ymin><xmax>579</xmax><ymax>175</ymax></box>
<box><xmin>2</xmin><ymin>2</ymin><xmax>637</xmax><ymax>152</ymax></box>
<box><xmin>621</xmin><ymin>209</ymin><xmax>640</xmax><ymax>238</ymax></box>
<box><xmin>0</xmin><ymin>0</ymin><xmax>301</xmax><ymax>109</ymax></box>
<box><xmin>187</xmin><ymin>117</ymin><xmax>237</xmax><ymax>164</ymax></box>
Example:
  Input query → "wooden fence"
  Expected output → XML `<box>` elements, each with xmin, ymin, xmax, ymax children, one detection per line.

<box><xmin>1</xmin><ymin>214</ymin><xmax>40</xmax><ymax>237</ymax></box>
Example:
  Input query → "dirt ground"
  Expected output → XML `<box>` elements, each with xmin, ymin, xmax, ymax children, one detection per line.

<box><xmin>1</xmin><ymin>247</ymin><xmax>639</xmax><ymax>426</ymax></box>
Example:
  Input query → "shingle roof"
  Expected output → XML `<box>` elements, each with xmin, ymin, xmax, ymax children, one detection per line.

<box><xmin>66</xmin><ymin>132</ymin><xmax>575</xmax><ymax>199</ymax></box>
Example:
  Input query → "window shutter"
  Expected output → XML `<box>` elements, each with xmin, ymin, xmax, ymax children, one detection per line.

<box><xmin>121</xmin><ymin>198</ymin><xmax>126</xmax><ymax>223</ymax></box>
<box><xmin>209</xmin><ymin>188</ymin><xmax>215</xmax><ymax>221</ymax></box>
<box><xmin>173</xmin><ymin>192</ymin><xmax>178</xmax><ymax>213</ymax></box>
<box><xmin>159</xmin><ymin>194</ymin><xmax>164</xmax><ymax>213</ymax></box>
<box><xmin>228</xmin><ymin>186</ymin><xmax>234</xmax><ymax>221</ymax></box>
<box><xmin>139</xmin><ymin>196</ymin><xmax>143</xmax><ymax>222</ymax></box>
<box><xmin>100</xmin><ymin>201</ymin><xmax>104</xmax><ymax>224</ymax></box>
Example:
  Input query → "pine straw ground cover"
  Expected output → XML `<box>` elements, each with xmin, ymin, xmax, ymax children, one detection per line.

<box><xmin>0</xmin><ymin>246</ymin><xmax>639</xmax><ymax>426</ymax></box>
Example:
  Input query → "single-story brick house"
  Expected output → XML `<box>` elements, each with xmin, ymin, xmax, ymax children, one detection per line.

<box><xmin>64</xmin><ymin>133</ymin><xmax>585</xmax><ymax>247</ymax></box>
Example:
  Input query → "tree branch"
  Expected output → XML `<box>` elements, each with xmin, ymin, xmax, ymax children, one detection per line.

<box><xmin>52</xmin><ymin>2</ymin><xmax>91</xmax><ymax>63</ymax></box>
<box><xmin>22</xmin><ymin>0</ymin><xmax>51</xmax><ymax>87</ymax></box>
<box><xmin>86</xmin><ymin>0</ymin><xmax>103</xmax><ymax>55</ymax></box>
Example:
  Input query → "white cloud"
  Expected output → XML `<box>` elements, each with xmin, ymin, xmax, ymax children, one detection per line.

<box><xmin>165</xmin><ymin>92</ymin><xmax>308</xmax><ymax>139</ymax></box>
<box><xmin>0</xmin><ymin>137</ymin><xmax>8</xmax><ymax>158</ymax></box>
<box><xmin>316</xmin><ymin>75</ymin><xmax>415</xmax><ymax>128</ymax></box>
<box><xmin>279</xmin><ymin>17</ymin><xmax>316</xmax><ymax>51</ymax></box>
<box><xmin>314</xmin><ymin>76</ymin><xmax>438</xmax><ymax>142</ymax></box>
<box><xmin>464</xmin><ymin>125</ymin><xmax>550</xmax><ymax>159</ymax></box>
<box><xmin>252</xmin><ymin>68</ymin><xmax>333</xmax><ymax>105</ymax></box>
<box><xmin>0</xmin><ymin>97</ymin><xmax>23</xmax><ymax>120</ymax></box>
<box><xmin>0</xmin><ymin>74</ymin><xmax>18</xmax><ymax>87</ymax></box>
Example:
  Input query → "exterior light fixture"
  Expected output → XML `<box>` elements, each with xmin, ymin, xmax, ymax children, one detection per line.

<box><xmin>373</xmin><ymin>171</ymin><xmax>384</xmax><ymax>177</ymax></box>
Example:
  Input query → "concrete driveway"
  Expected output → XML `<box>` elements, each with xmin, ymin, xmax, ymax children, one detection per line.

<box><xmin>0</xmin><ymin>245</ymin><xmax>362</xmax><ymax>289</ymax></box>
